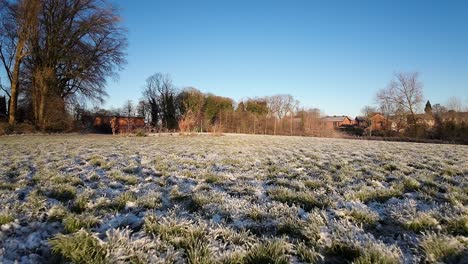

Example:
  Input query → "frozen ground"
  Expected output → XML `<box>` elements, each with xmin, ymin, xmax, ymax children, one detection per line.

<box><xmin>0</xmin><ymin>134</ymin><xmax>467</xmax><ymax>264</ymax></box>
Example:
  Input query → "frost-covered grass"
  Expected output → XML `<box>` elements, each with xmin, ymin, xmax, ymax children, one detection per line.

<box><xmin>0</xmin><ymin>134</ymin><xmax>467</xmax><ymax>263</ymax></box>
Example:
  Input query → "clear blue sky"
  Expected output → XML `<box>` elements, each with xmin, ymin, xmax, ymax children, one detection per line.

<box><xmin>107</xmin><ymin>0</ymin><xmax>468</xmax><ymax>117</ymax></box>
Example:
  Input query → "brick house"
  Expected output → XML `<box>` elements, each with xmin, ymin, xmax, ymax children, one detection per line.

<box><xmin>369</xmin><ymin>113</ymin><xmax>388</xmax><ymax>131</ymax></box>
<box><xmin>355</xmin><ymin>113</ymin><xmax>390</xmax><ymax>131</ymax></box>
<box><xmin>321</xmin><ymin>116</ymin><xmax>353</xmax><ymax>129</ymax></box>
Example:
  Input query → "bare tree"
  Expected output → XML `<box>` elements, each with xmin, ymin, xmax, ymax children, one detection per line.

<box><xmin>0</xmin><ymin>77</ymin><xmax>9</xmax><ymax>116</ymax></box>
<box><xmin>0</xmin><ymin>0</ymin><xmax>40</xmax><ymax>124</ymax></box>
<box><xmin>142</xmin><ymin>73</ymin><xmax>177</xmax><ymax>130</ymax></box>
<box><xmin>266</xmin><ymin>94</ymin><xmax>293</xmax><ymax>135</ymax></box>
<box><xmin>124</xmin><ymin>100</ymin><xmax>133</xmax><ymax>133</ymax></box>
<box><xmin>361</xmin><ymin>105</ymin><xmax>377</xmax><ymax>117</ymax></box>
<box><xmin>377</xmin><ymin>72</ymin><xmax>423</xmax><ymax>133</ymax></box>
<box><xmin>27</xmin><ymin>0</ymin><xmax>126</xmax><ymax>129</ymax></box>
<box><xmin>288</xmin><ymin>99</ymin><xmax>299</xmax><ymax>135</ymax></box>
<box><xmin>142</xmin><ymin>74</ymin><xmax>161</xmax><ymax>128</ymax></box>
<box><xmin>136</xmin><ymin>100</ymin><xmax>150</xmax><ymax>122</ymax></box>
<box><xmin>266</xmin><ymin>96</ymin><xmax>280</xmax><ymax>135</ymax></box>
<box><xmin>446</xmin><ymin>96</ymin><xmax>462</xmax><ymax>112</ymax></box>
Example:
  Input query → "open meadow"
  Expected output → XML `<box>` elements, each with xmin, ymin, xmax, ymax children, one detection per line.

<box><xmin>0</xmin><ymin>134</ymin><xmax>467</xmax><ymax>264</ymax></box>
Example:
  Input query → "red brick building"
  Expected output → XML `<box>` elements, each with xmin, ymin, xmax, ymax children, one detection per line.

<box><xmin>321</xmin><ymin>116</ymin><xmax>353</xmax><ymax>129</ymax></box>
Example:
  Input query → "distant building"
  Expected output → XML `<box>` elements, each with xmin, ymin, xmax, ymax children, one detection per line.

<box><xmin>439</xmin><ymin>111</ymin><xmax>468</xmax><ymax>124</ymax></box>
<box><xmin>368</xmin><ymin>113</ymin><xmax>388</xmax><ymax>131</ymax></box>
<box><xmin>355</xmin><ymin>116</ymin><xmax>368</xmax><ymax>128</ymax></box>
<box><xmin>354</xmin><ymin>113</ymin><xmax>390</xmax><ymax>132</ymax></box>
<box><xmin>321</xmin><ymin>116</ymin><xmax>353</xmax><ymax>129</ymax></box>
<box><xmin>94</xmin><ymin>115</ymin><xmax>145</xmax><ymax>134</ymax></box>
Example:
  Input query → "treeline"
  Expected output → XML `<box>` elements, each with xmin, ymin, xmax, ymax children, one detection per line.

<box><xmin>0</xmin><ymin>0</ymin><xmax>126</xmax><ymax>131</ymax></box>
<box><xmin>364</xmin><ymin>72</ymin><xmax>468</xmax><ymax>143</ymax></box>
<box><xmin>97</xmin><ymin>72</ymin><xmax>334</xmax><ymax>137</ymax></box>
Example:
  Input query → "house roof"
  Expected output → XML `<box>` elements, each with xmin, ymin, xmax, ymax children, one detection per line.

<box><xmin>321</xmin><ymin>116</ymin><xmax>350</xmax><ymax>122</ymax></box>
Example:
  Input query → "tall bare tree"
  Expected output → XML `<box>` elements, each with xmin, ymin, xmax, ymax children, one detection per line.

<box><xmin>288</xmin><ymin>99</ymin><xmax>299</xmax><ymax>135</ymax></box>
<box><xmin>0</xmin><ymin>0</ymin><xmax>40</xmax><ymax>124</ymax></box>
<box><xmin>124</xmin><ymin>99</ymin><xmax>133</xmax><ymax>132</ymax></box>
<box><xmin>142</xmin><ymin>73</ymin><xmax>178</xmax><ymax>130</ymax></box>
<box><xmin>361</xmin><ymin>105</ymin><xmax>377</xmax><ymax>117</ymax></box>
<box><xmin>142</xmin><ymin>74</ymin><xmax>161</xmax><ymax>127</ymax></box>
<box><xmin>446</xmin><ymin>96</ymin><xmax>462</xmax><ymax>112</ymax></box>
<box><xmin>26</xmin><ymin>0</ymin><xmax>126</xmax><ymax>129</ymax></box>
<box><xmin>377</xmin><ymin>72</ymin><xmax>423</xmax><ymax>133</ymax></box>
<box><xmin>266</xmin><ymin>94</ymin><xmax>293</xmax><ymax>135</ymax></box>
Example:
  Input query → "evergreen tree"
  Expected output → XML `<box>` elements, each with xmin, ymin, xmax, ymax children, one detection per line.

<box><xmin>424</xmin><ymin>100</ymin><xmax>432</xmax><ymax>114</ymax></box>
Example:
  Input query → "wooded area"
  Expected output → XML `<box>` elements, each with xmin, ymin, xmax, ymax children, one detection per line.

<box><xmin>0</xmin><ymin>1</ymin><xmax>466</xmax><ymax>143</ymax></box>
<box><xmin>0</xmin><ymin>0</ymin><xmax>126</xmax><ymax>131</ymax></box>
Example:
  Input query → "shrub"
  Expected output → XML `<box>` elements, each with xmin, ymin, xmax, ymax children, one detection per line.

<box><xmin>0</xmin><ymin>123</ymin><xmax>35</xmax><ymax>135</ymax></box>
<box><xmin>135</xmin><ymin>128</ymin><xmax>147</xmax><ymax>137</ymax></box>
<box><xmin>49</xmin><ymin>230</ymin><xmax>106</xmax><ymax>264</ymax></box>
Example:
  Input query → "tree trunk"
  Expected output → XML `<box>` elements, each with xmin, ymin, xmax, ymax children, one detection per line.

<box><xmin>8</xmin><ymin>40</ymin><xmax>25</xmax><ymax>124</ymax></box>
<box><xmin>274</xmin><ymin>118</ymin><xmax>277</xmax><ymax>135</ymax></box>
<box><xmin>290</xmin><ymin>113</ymin><xmax>293</xmax><ymax>136</ymax></box>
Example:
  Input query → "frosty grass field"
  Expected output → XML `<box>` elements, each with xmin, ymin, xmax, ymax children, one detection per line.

<box><xmin>0</xmin><ymin>134</ymin><xmax>467</xmax><ymax>264</ymax></box>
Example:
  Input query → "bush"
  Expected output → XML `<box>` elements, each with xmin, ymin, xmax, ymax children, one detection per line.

<box><xmin>135</xmin><ymin>128</ymin><xmax>147</xmax><ymax>137</ymax></box>
<box><xmin>0</xmin><ymin>122</ymin><xmax>36</xmax><ymax>135</ymax></box>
